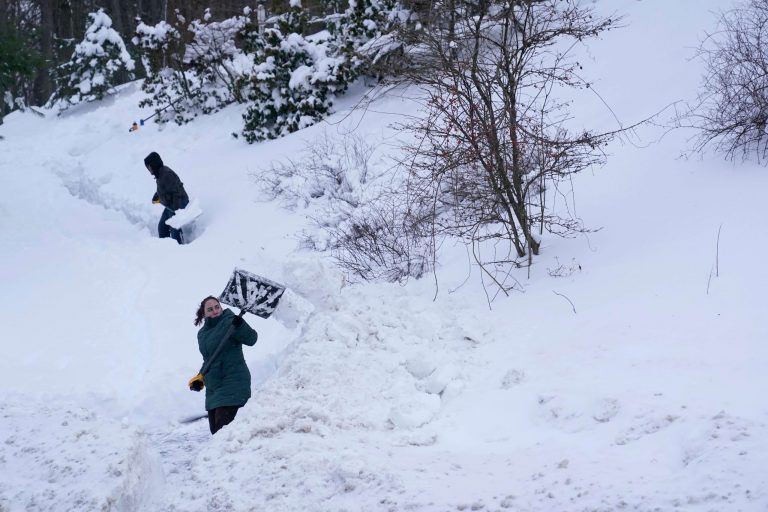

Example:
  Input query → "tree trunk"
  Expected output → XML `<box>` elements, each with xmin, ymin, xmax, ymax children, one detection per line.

<box><xmin>33</xmin><ymin>0</ymin><xmax>54</xmax><ymax>106</ymax></box>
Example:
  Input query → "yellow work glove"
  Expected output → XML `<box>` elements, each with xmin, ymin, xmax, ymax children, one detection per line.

<box><xmin>188</xmin><ymin>373</ymin><xmax>205</xmax><ymax>392</ymax></box>
<box><xmin>152</xmin><ymin>193</ymin><xmax>160</xmax><ymax>204</ymax></box>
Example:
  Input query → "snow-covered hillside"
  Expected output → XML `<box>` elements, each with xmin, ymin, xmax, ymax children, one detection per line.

<box><xmin>1</xmin><ymin>1</ymin><xmax>766</xmax><ymax>511</ymax></box>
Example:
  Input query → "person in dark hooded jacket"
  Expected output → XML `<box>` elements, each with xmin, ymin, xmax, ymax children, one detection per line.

<box><xmin>144</xmin><ymin>151</ymin><xmax>189</xmax><ymax>244</ymax></box>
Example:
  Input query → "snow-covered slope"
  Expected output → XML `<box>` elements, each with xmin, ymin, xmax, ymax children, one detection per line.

<box><xmin>1</xmin><ymin>1</ymin><xmax>766</xmax><ymax>510</ymax></box>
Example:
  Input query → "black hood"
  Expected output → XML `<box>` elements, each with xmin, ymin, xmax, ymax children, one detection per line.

<box><xmin>144</xmin><ymin>152</ymin><xmax>164</xmax><ymax>172</ymax></box>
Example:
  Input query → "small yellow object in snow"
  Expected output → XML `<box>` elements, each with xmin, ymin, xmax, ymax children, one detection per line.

<box><xmin>129</xmin><ymin>122</ymin><xmax>139</xmax><ymax>132</ymax></box>
<box><xmin>188</xmin><ymin>373</ymin><xmax>205</xmax><ymax>391</ymax></box>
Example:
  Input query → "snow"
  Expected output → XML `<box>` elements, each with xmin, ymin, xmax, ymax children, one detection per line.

<box><xmin>1</xmin><ymin>399</ymin><xmax>164</xmax><ymax>511</ymax></box>
<box><xmin>78</xmin><ymin>9</ymin><xmax>135</xmax><ymax>70</ymax></box>
<box><xmin>164</xmin><ymin>198</ymin><xmax>202</xmax><ymax>230</ymax></box>
<box><xmin>1</xmin><ymin>1</ymin><xmax>767</xmax><ymax>511</ymax></box>
<box><xmin>184</xmin><ymin>13</ymin><xmax>250</xmax><ymax>66</ymax></box>
<box><xmin>133</xmin><ymin>21</ymin><xmax>179</xmax><ymax>51</ymax></box>
<box><xmin>289</xmin><ymin>64</ymin><xmax>315</xmax><ymax>89</ymax></box>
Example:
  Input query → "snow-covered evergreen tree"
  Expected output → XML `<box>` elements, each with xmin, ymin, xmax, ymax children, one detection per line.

<box><xmin>328</xmin><ymin>0</ymin><xmax>397</xmax><ymax>49</ymax></box>
<box><xmin>135</xmin><ymin>9</ymin><xmax>253</xmax><ymax>125</ymax></box>
<box><xmin>130</xmin><ymin>1</ymin><xmax>403</xmax><ymax>136</ymax></box>
<box><xmin>326</xmin><ymin>0</ymin><xmax>407</xmax><ymax>73</ymax></box>
<box><xmin>0</xmin><ymin>23</ymin><xmax>40</xmax><ymax>121</ymax></box>
<box><xmin>133</xmin><ymin>16</ymin><xmax>186</xmax><ymax>124</ymax></box>
<box><xmin>185</xmin><ymin>8</ymin><xmax>254</xmax><ymax>109</ymax></box>
<box><xmin>133</xmin><ymin>19</ymin><xmax>181</xmax><ymax>74</ymax></box>
<box><xmin>240</xmin><ymin>1</ymin><xmax>355</xmax><ymax>143</ymax></box>
<box><xmin>53</xmin><ymin>9</ymin><xmax>135</xmax><ymax>108</ymax></box>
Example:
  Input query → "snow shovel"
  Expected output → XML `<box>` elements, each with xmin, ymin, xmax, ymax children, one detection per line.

<box><xmin>181</xmin><ymin>269</ymin><xmax>286</xmax><ymax>423</ymax></box>
<box><xmin>218</xmin><ymin>267</ymin><xmax>285</xmax><ymax>319</ymax></box>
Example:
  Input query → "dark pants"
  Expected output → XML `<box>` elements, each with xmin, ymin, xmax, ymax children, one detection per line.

<box><xmin>158</xmin><ymin>207</ymin><xmax>184</xmax><ymax>244</ymax></box>
<box><xmin>208</xmin><ymin>406</ymin><xmax>240</xmax><ymax>435</ymax></box>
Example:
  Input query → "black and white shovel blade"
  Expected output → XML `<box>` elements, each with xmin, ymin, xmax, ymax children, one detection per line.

<box><xmin>219</xmin><ymin>268</ymin><xmax>286</xmax><ymax>319</ymax></box>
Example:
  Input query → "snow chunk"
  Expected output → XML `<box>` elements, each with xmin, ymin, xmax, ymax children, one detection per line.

<box><xmin>270</xmin><ymin>288</ymin><xmax>314</xmax><ymax>329</ymax></box>
<box><xmin>281</xmin><ymin>255</ymin><xmax>345</xmax><ymax>311</ymax></box>
<box><xmin>289</xmin><ymin>65</ymin><xmax>314</xmax><ymax>89</ymax></box>
<box><xmin>423</xmin><ymin>365</ymin><xmax>458</xmax><ymax>395</ymax></box>
<box><xmin>164</xmin><ymin>198</ymin><xmax>202</xmax><ymax>229</ymax></box>
<box><xmin>404</xmin><ymin>356</ymin><xmax>437</xmax><ymax>379</ymax></box>
<box><xmin>388</xmin><ymin>393</ymin><xmax>441</xmax><ymax>429</ymax></box>
<box><xmin>500</xmin><ymin>368</ymin><xmax>526</xmax><ymax>388</ymax></box>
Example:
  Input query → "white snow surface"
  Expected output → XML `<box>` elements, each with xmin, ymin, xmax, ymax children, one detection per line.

<box><xmin>1</xmin><ymin>1</ymin><xmax>767</xmax><ymax>511</ymax></box>
<box><xmin>164</xmin><ymin>199</ymin><xmax>202</xmax><ymax>230</ymax></box>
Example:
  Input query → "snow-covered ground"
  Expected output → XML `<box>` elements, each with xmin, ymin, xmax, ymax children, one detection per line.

<box><xmin>1</xmin><ymin>1</ymin><xmax>767</xmax><ymax>511</ymax></box>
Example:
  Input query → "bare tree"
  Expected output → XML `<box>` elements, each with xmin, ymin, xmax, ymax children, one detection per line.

<box><xmin>376</xmin><ymin>0</ymin><xmax>624</xmax><ymax>292</ymax></box>
<box><xmin>680</xmin><ymin>0</ymin><xmax>768</xmax><ymax>163</ymax></box>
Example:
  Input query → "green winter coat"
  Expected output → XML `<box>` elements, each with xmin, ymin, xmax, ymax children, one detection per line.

<box><xmin>197</xmin><ymin>308</ymin><xmax>258</xmax><ymax>411</ymax></box>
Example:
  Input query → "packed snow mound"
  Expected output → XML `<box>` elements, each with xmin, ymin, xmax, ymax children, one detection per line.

<box><xmin>159</xmin><ymin>281</ymin><xmax>487</xmax><ymax>511</ymax></box>
<box><xmin>139</xmin><ymin>276</ymin><xmax>768</xmax><ymax>511</ymax></box>
<box><xmin>0</xmin><ymin>398</ymin><xmax>164</xmax><ymax>511</ymax></box>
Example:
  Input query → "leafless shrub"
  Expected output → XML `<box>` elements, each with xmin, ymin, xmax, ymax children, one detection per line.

<box><xmin>681</xmin><ymin>0</ymin><xmax>768</xmax><ymax>162</ymax></box>
<box><xmin>255</xmin><ymin>130</ymin><xmax>376</xmax><ymax>212</ymax></box>
<box><xmin>546</xmin><ymin>257</ymin><xmax>581</xmax><ymax>278</ymax></box>
<box><xmin>256</xmin><ymin>130</ymin><xmax>433</xmax><ymax>281</ymax></box>
<box><xmin>329</xmin><ymin>192</ymin><xmax>434</xmax><ymax>282</ymax></box>
<box><xmin>385</xmin><ymin>0</ymin><xmax>628</xmax><ymax>294</ymax></box>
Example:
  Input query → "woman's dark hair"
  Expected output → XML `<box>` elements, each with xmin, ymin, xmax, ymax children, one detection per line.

<box><xmin>194</xmin><ymin>296</ymin><xmax>220</xmax><ymax>326</ymax></box>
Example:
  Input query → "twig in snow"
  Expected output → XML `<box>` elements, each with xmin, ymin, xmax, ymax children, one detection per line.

<box><xmin>707</xmin><ymin>224</ymin><xmax>723</xmax><ymax>295</ymax></box>
<box><xmin>715</xmin><ymin>223</ymin><xmax>722</xmax><ymax>277</ymax></box>
<box><xmin>553</xmin><ymin>290</ymin><xmax>576</xmax><ymax>314</ymax></box>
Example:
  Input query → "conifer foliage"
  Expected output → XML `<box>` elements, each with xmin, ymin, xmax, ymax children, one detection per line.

<box><xmin>134</xmin><ymin>9</ymin><xmax>253</xmax><ymax>125</ymax></box>
<box><xmin>0</xmin><ymin>23</ymin><xmax>40</xmax><ymax>118</ymax></box>
<box><xmin>53</xmin><ymin>9</ymin><xmax>135</xmax><ymax>108</ymax></box>
<box><xmin>133</xmin><ymin>17</ymin><xmax>184</xmax><ymax>124</ymax></box>
<box><xmin>127</xmin><ymin>1</ymin><xmax>404</xmax><ymax>138</ymax></box>
<box><xmin>240</xmin><ymin>2</ymin><xmax>355</xmax><ymax>143</ymax></box>
<box><xmin>328</xmin><ymin>0</ymin><xmax>398</xmax><ymax>55</ymax></box>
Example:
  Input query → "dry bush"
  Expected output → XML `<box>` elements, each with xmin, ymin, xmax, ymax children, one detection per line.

<box><xmin>681</xmin><ymin>0</ymin><xmax>768</xmax><ymax>162</ymax></box>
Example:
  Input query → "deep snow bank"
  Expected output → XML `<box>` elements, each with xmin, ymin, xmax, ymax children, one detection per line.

<box><xmin>0</xmin><ymin>397</ymin><xmax>164</xmax><ymax>511</ymax></box>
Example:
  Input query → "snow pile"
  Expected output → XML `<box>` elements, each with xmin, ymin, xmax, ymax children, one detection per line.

<box><xmin>163</xmin><ymin>260</ymin><xmax>487</xmax><ymax>510</ymax></box>
<box><xmin>152</xmin><ymin>250</ymin><xmax>768</xmax><ymax>511</ymax></box>
<box><xmin>0</xmin><ymin>398</ymin><xmax>163</xmax><ymax>511</ymax></box>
